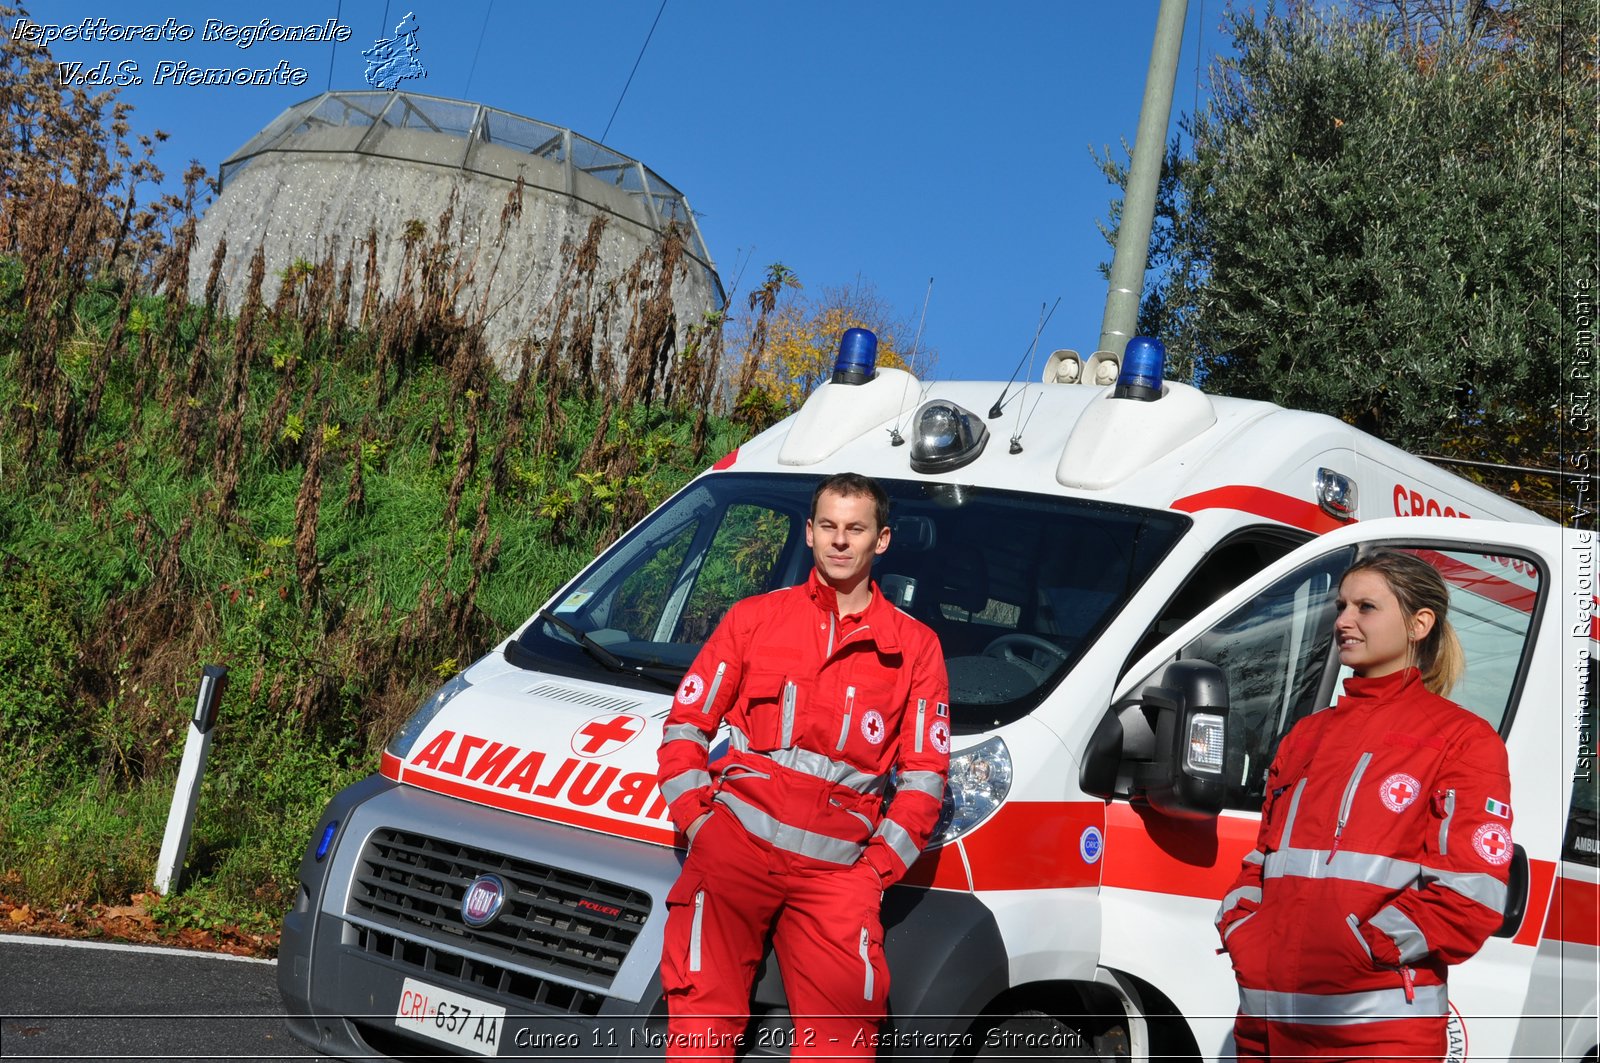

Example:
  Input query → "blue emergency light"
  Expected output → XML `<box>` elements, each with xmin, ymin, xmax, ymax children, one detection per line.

<box><xmin>1114</xmin><ymin>336</ymin><xmax>1165</xmax><ymax>401</ymax></box>
<box><xmin>832</xmin><ymin>328</ymin><xmax>878</xmax><ymax>385</ymax></box>
<box><xmin>316</xmin><ymin>820</ymin><xmax>339</xmax><ymax>861</ymax></box>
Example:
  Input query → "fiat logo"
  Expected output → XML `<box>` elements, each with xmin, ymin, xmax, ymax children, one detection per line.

<box><xmin>461</xmin><ymin>874</ymin><xmax>507</xmax><ymax>928</ymax></box>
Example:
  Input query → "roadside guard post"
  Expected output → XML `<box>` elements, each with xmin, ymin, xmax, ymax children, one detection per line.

<box><xmin>155</xmin><ymin>664</ymin><xmax>228</xmax><ymax>895</ymax></box>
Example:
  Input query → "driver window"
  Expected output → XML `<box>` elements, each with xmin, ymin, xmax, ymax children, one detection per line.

<box><xmin>1173</xmin><ymin>546</ymin><xmax>1357</xmax><ymax>811</ymax></box>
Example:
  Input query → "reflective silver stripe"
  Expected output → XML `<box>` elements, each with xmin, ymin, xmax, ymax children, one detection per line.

<box><xmin>728</xmin><ymin>724</ymin><xmax>751</xmax><ymax>753</ymax></box>
<box><xmin>763</xmin><ymin>746</ymin><xmax>888</xmax><ymax>794</ymax></box>
<box><xmin>827</xmin><ymin>614</ymin><xmax>835</xmax><ymax>656</ymax></box>
<box><xmin>1281</xmin><ymin>779</ymin><xmax>1308</xmax><ymax>847</ymax></box>
<box><xmin>663</xmin><ymin>724</ymin><xmax>710</xmax><ymax>748</ymax></box>
<box><xmin>1238</xmin><ymin>982</ymin><xmax>1448</xmax><ymax>1023</ymax></box>
<box><xmin>1216</xmin><ymin>885</ymin><xmax>1262</xmax><ymax>925</ymax></box>
<box><xmin>837</xmin><ymin>686</ymin><xmax>854</xmax><ymax>752</ymax></box>
<box><xmin>781</xmin><ymin>681</ymin><xmax>796</xmax><ymax>748</ymax></box>
<box><xmin>859</xmin><ymin>927</ymin><xmax>874</xmax><ymax>1001</ymax></box>
<box><xmin>1243</xmin><ymin>849</ymin><xmax>1265</xmax><ymax>867</ymax></box>
<box><xmin>1346</xmin><ymin>913</ymin><xmax>1375</xmax><ymax>962</ymax></box>
<box><xmin>1420</xmin><ymin>865</ymin><xmax>1508</xmax><ymax>912</ymax></box>
<box><xmin>873</xmin><ymin>817</ymin><xmax>921</xmax><ymax>868</ymax></box>
<box><xmin>1438</xmin><ymin>788</ymin><xmax>1456</xmax><ymax>856</ymax></box>
<box><xmin>1263</xmin><ymin>848</ymin><xmax>1420</xmax><ymax>890</ymax></box>
<box><xmin>689</xmin><ymin>890</ymin><xmax>705</xmax><ymax>972</ymax></box>
<box><xmin>714</xmin><ymin>791</ymin><xmax>865</xmax><ymax>865</ymax></box>
<box><xmin>913</xmin><ymin>698</ymin><xmax>927</xmax><ymax>754</ymax></box>
<box><xmin>1335</xmin><ymin>752</ymin><xmax>1374</xmax><ymax>840</ymax></box>
<box><xmin>1260</xmin><ymin>848</ymin><xmax>1509</xmax><ymax>913</ymax></box>
<box><xmin>1223</xmin><ymin>910</ymin><xmax>1256</xmax><ymax>944</ymax></box>
<box><xmin>896</xmin><ymin>770</ymin><xmax>944</xmax><ymax>800</ymax></box>
<box><xmin>659</xmin><ymin>769</ymin><xmax>711</xmax><ymax>805</ymax></box>
<box><xmin>703</xmin><ymin>661</ymin><xmax>728</xmax><ymax>715</ymax></box>
<box><xmin>1369</xmin><ymin>905</ymin><xmax>1430</xmax><ymax>965</ymax></box>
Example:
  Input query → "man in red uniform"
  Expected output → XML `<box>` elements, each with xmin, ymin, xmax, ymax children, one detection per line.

<box><xmin>657</xmin><ymin>472</ymin><xmax>950</xmax><ymax>1061</ymax></box>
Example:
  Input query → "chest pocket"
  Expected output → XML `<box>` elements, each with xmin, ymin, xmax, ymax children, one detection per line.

<box><xmin>1367</xmin><ymin>731</ymin><xmax>1445</xmax><ymax>820</ymax></box>
<box><xmin>833</xmin><ymin>676</ymin><xmax>900</xmax><ymax>769</ymax></box>
<box><xmin>738</xmin><ymin>671</ymin><xmax>799</xmax><ymax>752</ymax></box>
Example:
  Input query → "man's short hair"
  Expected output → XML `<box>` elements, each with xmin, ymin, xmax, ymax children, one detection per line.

<box><xmin>811</xmin><ymin>472</ymin><xmax>890</xmax><ymax>531</ymax></box>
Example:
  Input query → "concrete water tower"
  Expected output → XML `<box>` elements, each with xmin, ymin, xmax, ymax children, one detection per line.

<box><xmin>190</xmin><ymin>90</ymin><xmax>723</xmax><ymax>369</ymax></box>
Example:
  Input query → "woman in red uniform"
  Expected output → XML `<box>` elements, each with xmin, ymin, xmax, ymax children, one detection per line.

<box><xmin>1216</xmin><ymin>551</ymin><xmax>1514</xmax><ymax>1062</ymax></box>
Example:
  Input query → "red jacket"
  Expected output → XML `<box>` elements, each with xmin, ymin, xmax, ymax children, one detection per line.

<box><xmin>1217</xmin><ymin>668</ymin><xmax>1514</xmax><ymax>1027</ymax></box>
<box><xmin>657</xmin><ymin>570</ymin><xmax>950</xmax><ymax>887</ymax></box>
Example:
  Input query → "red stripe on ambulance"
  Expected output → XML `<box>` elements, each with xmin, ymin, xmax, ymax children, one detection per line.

<box><xmin>1171</xmin><ymin>486</ymin><xmax>1350</xmax><ymax>534</ymax></box>
<box><xmin>1543</xmin><ymin>875</ymin><xmax>1600</xmax><ymax>948</ymax></box>
<box><xmin>1100</xmin><ymin>803</ymin><xmax>1260</xmax><ymax>898</ymax></box>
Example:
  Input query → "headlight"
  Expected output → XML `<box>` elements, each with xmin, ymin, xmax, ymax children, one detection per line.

<box><xmin>925</xmin><ymin>736</ymin><xmax>1012</xmax><ymax>848</ymax></box>
<box><xmin>384</xmin><ymin>672</ymin><xmax>473</xmax><ymax>760</ymax></box>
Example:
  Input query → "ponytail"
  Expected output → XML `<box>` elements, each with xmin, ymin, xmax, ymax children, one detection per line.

<box><xmin>1342</xmin><ymin>551</ymin><xmax>1462</xmax><ymax>697</ymax></box>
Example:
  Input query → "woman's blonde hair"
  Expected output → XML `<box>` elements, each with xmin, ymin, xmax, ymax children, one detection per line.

<box><xmin>1341</xmin><ymin>550</ymin><xmax>1465</xmax><ymax>696</ymax></box>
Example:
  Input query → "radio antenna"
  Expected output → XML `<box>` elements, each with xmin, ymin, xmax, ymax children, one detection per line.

<box><xmin>989</xmin><ymin>297</ymin><xmax>1059</xmax><ymax>419</ymax></box>
<box><xmin>890</xmin><ymin>277</ymin><xmax>934</xmax><ymax>446</ymax></box>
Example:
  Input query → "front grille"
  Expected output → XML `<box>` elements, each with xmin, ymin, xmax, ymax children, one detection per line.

<box><xmin>349</xmin><ymin>827</ymin><xmax>651</xmax><ymax>1004</ymax></box>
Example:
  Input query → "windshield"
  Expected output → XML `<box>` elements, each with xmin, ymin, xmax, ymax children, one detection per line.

<box><xmin>510</xmin><ymin>472</ymin><xmax>1188</xmax><ymax>731</ymax></box>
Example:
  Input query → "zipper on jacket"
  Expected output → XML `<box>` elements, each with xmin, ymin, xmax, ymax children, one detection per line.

<box><xmin>702</xmin><ymin>661</ymin><xmax>728</xmax><ymax>715</ymax></box>
<box><xmin>836</xmin><ymin>686</ymin><xmax>855</xmax><ymax>752</ymax></box>
<box><xmin>1329</xmin><ymin>752</ymin><xmax>1374</xmax><ymax>862</ymax></box>
<box><xmin>689</xmin><ymin>890</ymin><xmax>706</xmax><ymax>972</ymax></box>
<box><xmin>1401</xmin><ymin>964</ymin><xmax>1416</xmax><ymax>1004</ymax></box>
<box><xmin>1437</xmin><ymin>788</ymin><xmax>1457</xmax><ymax>856</ymax></box>
<box><xmin>859</xmin><ymin>926</ymin><xmax>874</xmax><ymax>1001</ymax></box>
<box><xmin>826</xmin><ymin>614</ymin><xmax>836</xmax><ymax>656</ymax></box>
<box><xmin>913</xmin><ymin>698</ymin><xmax>927</xmax><ymax>754</ymax></box>
<box><xmin>781</xmin><ymin>681</ymin><xmax>796</xmax><ymax>749</ymax></box>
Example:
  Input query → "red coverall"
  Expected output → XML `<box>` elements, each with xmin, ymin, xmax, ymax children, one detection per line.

<box><xmin>1215</xmin><ymin>668</ymin><xmax>1514</xmax><ymax>1062</ymax></box>
<box><xmin>657</xmin><ymin>570</ymin><xmax>950</xmax><ymax>1061</ymax></box>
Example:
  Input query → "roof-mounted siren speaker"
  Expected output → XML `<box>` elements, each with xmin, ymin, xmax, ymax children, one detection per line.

<box><xmin>1082</xmin><ymin>350</ymin><xmax>1122</xmax><ymax>388</ymax></box>
<box><xmin>832</xmin><ymin>328</ymin><xmax>878</xmax><ymax>385</ymax></box>
<box><xmin>1043</xmin><ymin>349</ymin><xmax>1081</xmax><ymax>384</ymax></box>
<box><xmin>1112</xmin><ymin>336</ymin><xmax>1165</xmax><ymax>401</ymax></box>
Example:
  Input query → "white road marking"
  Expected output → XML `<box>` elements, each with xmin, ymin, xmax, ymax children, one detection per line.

<box><xmin>0</xmin><ymin>931</ymin><xmax>275</xmax><ymax>964</ymax></box>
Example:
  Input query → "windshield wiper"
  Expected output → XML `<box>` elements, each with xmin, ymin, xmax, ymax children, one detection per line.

<box><xmin>536</xmin><ymin>609</ymin><xmax>678</xmax><ymax>690</ymax></box>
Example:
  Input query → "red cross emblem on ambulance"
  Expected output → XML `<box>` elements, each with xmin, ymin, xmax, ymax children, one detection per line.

<box><xmin>1380</xmin><ymin>772</ymin><xmax>1421</xmax><ymax>813</ymax></box>
<box><xmin>1473</xmin><ymin>822</ymin><xmax>1513</xmax><ymax>866</ymax></box>
<box><xmin>571</xmin><ymin>712</ymin><xmax>645</xmax><ymax>758</ymax></box>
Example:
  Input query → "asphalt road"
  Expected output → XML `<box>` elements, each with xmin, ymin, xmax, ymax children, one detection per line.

<box><xmin>0</xmin><ymin>934</ymin><xmax>314</xmax><ymax>1061</ymax></box>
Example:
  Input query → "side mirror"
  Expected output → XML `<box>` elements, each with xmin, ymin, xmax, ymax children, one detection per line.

<box><xmin>1081</xmin><ymin>660</ymin><xmax>1235</xmax><ymax>818</ymax></box>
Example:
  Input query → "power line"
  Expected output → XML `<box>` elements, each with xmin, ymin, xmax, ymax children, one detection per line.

<box><xmin>326</xmin><ymin>0</ymin><xmax>342</xmax><ymax>91</ymax></box>
<box><xmin>601</xmin><ymin>0</ymin><xmax>668</xmax><ymax>145</ymax></box>
<box><xmin>465</xmin><ymin>0</ymin><xmax>495</xmax><ymax>99</ymax></box>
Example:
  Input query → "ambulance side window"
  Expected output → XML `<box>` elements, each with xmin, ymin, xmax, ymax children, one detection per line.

<box><xmin>1175</xmin><ymin>546</ymin><xmax>1355</xmax><ymax>811</ymax></box>
<box><xmin>1562</xmin><ymin>657</ymin><xmax>1598</xmax><ymax>867</ymax></box>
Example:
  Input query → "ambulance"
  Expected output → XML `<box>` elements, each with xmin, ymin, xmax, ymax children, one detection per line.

<box><xmin>278</xmin><ymin>336</ymin><xmax>1598</xmax><ymax>1062</ymax></box>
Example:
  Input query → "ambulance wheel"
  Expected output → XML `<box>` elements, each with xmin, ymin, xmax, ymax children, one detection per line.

<box><xmin>976</xmin><ymin>1010</ymin><xmax>1098</xmax><ymax>1059</ymax></box>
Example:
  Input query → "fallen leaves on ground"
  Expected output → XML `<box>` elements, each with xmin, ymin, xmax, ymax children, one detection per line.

<box><xmin>0</xmin><ymin>889</ymin><xmax>278</xmax><ymax>958</ymax></box>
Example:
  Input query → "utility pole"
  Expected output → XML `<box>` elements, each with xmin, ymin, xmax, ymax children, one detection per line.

<box><xmin>1097</xmin><ymin>0</ymin><xmax>1189</xmax><ymax>358</ymax></box>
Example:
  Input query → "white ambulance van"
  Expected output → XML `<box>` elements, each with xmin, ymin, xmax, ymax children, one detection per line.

<box><xmin>278</xmin><ymin>338</ymin><xmax>1597</xmax><ymax>1062</ymax></box>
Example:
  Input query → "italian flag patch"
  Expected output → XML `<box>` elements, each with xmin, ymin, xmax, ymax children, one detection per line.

<box><xmin>1485</xmin><ymin>797</ymin><xmax>1511</xmax><ymax>819</ymax></box>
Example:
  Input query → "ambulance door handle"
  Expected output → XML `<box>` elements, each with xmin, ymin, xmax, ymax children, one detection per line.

<box><xmin>1492</xmin><ymin>843</ymin><xmax>1528</xmax><ymax>938</ymax></box>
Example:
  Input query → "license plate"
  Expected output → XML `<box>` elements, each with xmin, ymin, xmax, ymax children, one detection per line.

<box><xmin>395</xmin><ymin>977</ymin><xmax>506</xmax><ymax>1055</ymax></box>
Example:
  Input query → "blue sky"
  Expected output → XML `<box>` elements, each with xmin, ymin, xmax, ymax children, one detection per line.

<box><xmin>24</xmin><ymin>2</ymin><xmax>1233</xmax><ymax>381</ymax></box>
